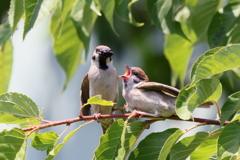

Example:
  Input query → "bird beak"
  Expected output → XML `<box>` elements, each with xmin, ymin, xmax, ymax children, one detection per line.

<box><xmin>98</xmin><ymin>50</ymin><xmax>113</xmax><ymax>58</ymax></box>
<box><xmin>119</xmin><ymin>65</ymin><xmax>131</xmax><ymax>79</ymax></box>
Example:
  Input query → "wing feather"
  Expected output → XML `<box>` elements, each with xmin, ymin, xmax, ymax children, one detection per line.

<box><xmin>80</xmin><ymin>74</ymin><xmax>91</xmax><ymax>116</ymax></box>
<box><xmin>137</xmin><ymin>82</ymin><xmax>180</xmax><ymax>97</ymax></box>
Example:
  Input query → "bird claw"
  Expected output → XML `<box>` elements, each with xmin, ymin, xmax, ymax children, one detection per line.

<box><xmin>131</xmin><ymin>110</ymin><xmax>159</xmax><ymax>120</ymax></box>
<box><xmin>126</xmin><ymin>110</ymin><xmax>142</xmax><ymax>121</ymax></box>
<box><xmin>132</xmin><ymin>110</ymin><xmax>144</xmax><ymax>120</ymax></box>
<box><xmin>94</xmin><ymin>113</ymin><xmax>101</xmax><ymax>122</ymax></box>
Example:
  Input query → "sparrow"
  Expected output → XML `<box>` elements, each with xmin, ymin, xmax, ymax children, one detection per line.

<box><xmin>80</xmin><ymin>45</ymin><xmax>118</xmax><ymax>134</ymax></box>
<box><xmin>119</xmin><ymin>65</ymin><xmax>212</xmax><ymax>117</ymax></box>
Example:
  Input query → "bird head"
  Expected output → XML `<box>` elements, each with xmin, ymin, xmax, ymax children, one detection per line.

<box><xmin>119</xmin><ymin>65</ymin><xmax>149</xmax><ymax>88</ymax></box>
<box><xmin>92</xmin><ymin>45</ymin><xmax>113</xmax><ymax>67</ymax></box>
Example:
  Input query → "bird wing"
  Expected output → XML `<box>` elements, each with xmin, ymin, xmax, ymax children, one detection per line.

<box><xmin>114</xmin><ymin>77</ymin><xmax>119</xmax><ymax>104</ymax></box>
<box><xmin>136</xmin><ymin>82</ymin><xmax>180</xmax><ymax>97</ymax></box>
<box><xmin>80</xmin><ymin>74</ymin><xmax>91</xmax><ymax>116</ymax></box>
<box><xmin>137</xmin><ymin>82</ymin><xmax>213</xmax><ymax>108</ymax></box>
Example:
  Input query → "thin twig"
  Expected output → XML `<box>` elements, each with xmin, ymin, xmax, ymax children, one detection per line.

<box><xmin>59</xmin><ymin>124</ymin><xmax>71</xmax><ymax>137</ymax></box>
<box><xmin>22</xmin><ymin>114</ymin><xmax>231</xmax><ymax>133</ymax></box>
<box><xmin>80</xmin><ymin>119</ymin><xmax>96</xmax><ymax>127</ymax></box>
<box><xmin>79</xmin><ymin>103</ymin><xmax>88</xmax><ymax>115</ymax></box>
<box><xmin>39</xmin><ymin>119</ymin><xmax>52</xmax><ymax>123</ymax></box>
<box><xmin>207</xmin><ymin>131</ymin><xmax>221</xmax><ymax>139</ymax></box>
<box><xmin>26</xmin><ymin>127</ymin><xmax>39</xmax><ymax>137</ymax></box>
<box><xmin>184</xmin><ymin>123</ymin><xmax>207</xmax><ymax>133</ymax></box>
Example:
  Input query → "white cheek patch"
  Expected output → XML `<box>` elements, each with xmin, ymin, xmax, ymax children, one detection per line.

<box><xmin>105</xmin><ymin>57</ymin><xmax>112</xmax><ymax>63</ymax></box>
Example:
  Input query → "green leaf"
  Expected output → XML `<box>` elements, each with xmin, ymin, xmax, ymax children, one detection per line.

<box><xmin>209</xmin><ymin>154</ymin><xmax>218</xmax><ymax>160</ymax></box>
<box><xmin>34</xmin><ymin>0</ymin><xmax>60</xmax><ymax>25</ymax></box>
<box><xmin>51</xmin><ymin>3</ymin><xmax>83</xmax><ymax>90</ymax></box>
<box><xmin>176</xmin><ymin>78</ymin><xmax>222</xmax><ymax>120</ymax></box>
<box><xmin>191</xmin><ymin>44</ymin><xmax>240</xmax><ymax>83</ymax></box>
<box><xmin>164</xmin><ymin>34</ymin><xmax>193</xmax><ymax>87</ymax></box>
<box><xmin>147</xmin><ymin>0</ymin><xmax>187</xmax><ymax>40</ymax></box>
<box><xmin>218</xmin><ymin>121</ymin><xmax>240</xmax><ymax>159</ymax></box>
<box><xmin>163</xmin><ymin>3</ymin><xmax>198</xmax><ymax>87</ymax></box>
<box><xmin>190</xmin><ymin>128</ymin><xmax>223</xmax><ymax>160</ymax></box>
<box><xmin>115</xmin><ymin>119</ymin><xmax>128</xmax><ymax>160</ymax></box>
<box><xmin>31</xmin><ymin>131</ymin><xmax>59</xmax><ymax>151</ymax></box>
<box><xmin>23</xmin><ymin>0</ymin><xmax>43</xmax><ymax>39</ymax></box>
<box><xmin>71</xmin><ymin>0</ymin><xmax>98</xmax><ymax>54</ymax></box>
<box><xmin>190</xmin><ymin>46</ymin><xmax>223</xmax><ymax>80</ymax></box>
<box><xmin>189</xmin><ymin>0</ymin><xmax>220</xmax><ymax>43</ymax></box>
<box><xmin>99</xmin><ymin>0</ymin><xmax>118</xmax><ymax>35</ymax></box>
<box><xmin>15</xmin><ymin>139</ymin><xmax>27</xmax><ymax>160</ymax></box>
<box><xmin>94</xmin><ymin>119</ymin><xmax>147</xmax><ymax>159</ymax></box>
<box><xmin>53</xmin><ymin>0</ymin><xmax>76</xmax><ymax>36</ymax></box>
<box><xmin>0</xmin><ymin>92</ymin><xmax>41</xmax><ymax>125</ymax></box>
<box><xmin>115</xmin><ymin>0</ymin><xmax>144</xmax><ymax>27</ymax></box>
<box><xmin>220</xmin><ymin>92</ymin><xmax>240</xmax><ymax>126</ymax></box>
<box><xmin>232</xmin><ymin>67</ymin><xmax>240</xmax><ymax>81</ymax></box>
<box><xmin>0</xmin><ymin>40</ymin><xmax>13</xmax><ymax>93</ymax></box>
<box><xmin>45</xmin><ymin>123</ymin><xmax>88</xmax><ymax>160</ymax></box>
<box><xmin>86</xmin><ymin>0</ymin><xmax>102</xmax><ymax>16</ymax></box>
<box><xmin>0</xmin><ymin>128</ymin><xmax>26</xmax><ymax>160</ymax></box>
<box><xmin>228</xmin><ymin>25</ymin><xmax>240</xmax><ymax>44</ymax></box>
<box><xmin>8</xmin><ymin>0</ymin><xmax>24</xmax><ymax>31</ymax></box>
<box><xmin>169</xmin><ymin>132</ymin><xmax>209</xmax><ymax>160</ymax></box>
<box><xmin>19</xmin><ymin>120</ymin><xmax>40</xmax><ymax>138</ymax></box>
<box><xmin>157</xmin><ymin>129</ymin><xmax>184</xmax><ymax>160</ymax></box>
<box><xmin>128</xmin><ymin>128</ymin><xmax>184</xmax><ymax>160</ymax></box>
<box><xmin>221</xmin><ymin>155</ymin><xmax>238</xmax><ymax>160</ymax></box>
<box><xmin>208</xmin><ymin>2</ymin><xmax>240</xmax><ymax>48</ymax></box>
<box><xmin>0</xmin><ymin>20</ymin><xmax>12</xmax><ymax>47</ymax></box>
<box><xmin>87</xmin><ymin>95</ymin><xmax>114</xmax><ymax>106</ymax></box>
<box><xmin>231</xmin><ymin>110</ymin><xmax>240</xmax><ymax>122</ymax></box>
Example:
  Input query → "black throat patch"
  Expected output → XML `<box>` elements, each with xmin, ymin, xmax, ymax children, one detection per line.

<box><xmin>99</xmin><ymin>56</ymin><xmax>109</xmax><ymax>70</ymax></box>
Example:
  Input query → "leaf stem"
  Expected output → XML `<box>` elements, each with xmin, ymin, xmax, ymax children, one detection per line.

<box><xmin>207</xmin><ymin>131</ymin><xmax>221</xmax><ymax>139</ymax></box>
<box><xmin>26</xmin><ymin>126</ymin><xmax>40</xmax><ymax>137</ymax></box>
<box><xmin>59</xmin><ymin>124</ymin><xmax>71</xmax><ymax>137</ymax></box>
<box><xmin>213</xmin><ymin>101</ymin><xmax>221</xmax><ymax>119</ymax></box>
<box><xmin>79</xmin><ymin>103</ymin><xmax>88</xmax><ymax>115</ymax></box>
<box><xmin>39</xmin><ymin>119</ymin><xmax>52</xmax><ymax>123</ymax></box>
<box><xmin>184</xmin><ymin>123</ymin><xmax>206</xmax><ymax>133</ymax></box>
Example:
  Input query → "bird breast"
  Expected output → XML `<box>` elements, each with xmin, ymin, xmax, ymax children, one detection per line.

<box><xmin>88</xmin><ymin>65</ymin><xmax>118</xmax><ymax>109</ymax></box>
<box><xmin>123</xmin><ymin>88</ymin><xmax>176</xmax><ymax>117</ymax></box>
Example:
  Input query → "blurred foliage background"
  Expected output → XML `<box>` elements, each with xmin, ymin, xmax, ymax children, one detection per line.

<box><xmin>1</xmin><ymin>0</ymin><xmax>240</xmax><ymax>159</ymax></box>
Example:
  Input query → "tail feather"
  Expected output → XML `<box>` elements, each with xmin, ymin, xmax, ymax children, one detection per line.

<box><xmin>100</xmin><ymin>118</ymin><xmax>114</xmax><ymax>134</ymax></box>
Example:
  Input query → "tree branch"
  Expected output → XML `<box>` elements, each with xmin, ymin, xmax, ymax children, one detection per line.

<box><xmin>22</xmin><ymin>113</ymin><xmax>230</xmax><ymax>132</ymax></box>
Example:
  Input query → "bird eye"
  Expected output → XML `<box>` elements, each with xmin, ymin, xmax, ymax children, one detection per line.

<box><xmin>96</xmin><ymin>49</ymin><xmax>103</xmax><ymax>54</ymax></box>
<box><xmin>133</xmin><ymin>79</ymin><xmax>140</xmax><ymax>84</ymax></box>
<box><xmin>132</xmin><ymin>70</ymin><xmax>138</xmax><ymax>76</ymax></box>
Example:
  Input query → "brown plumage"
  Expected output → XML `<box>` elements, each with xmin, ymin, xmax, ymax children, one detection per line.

<box><xmin>80</xmin><ymin>45</ymin><xmax>118</xmax><ymax>134</ymax></box>
<box><xmin>119</xmin><ymin>66</ymin><xmax>212</xmax><ymax>117</ymax></box>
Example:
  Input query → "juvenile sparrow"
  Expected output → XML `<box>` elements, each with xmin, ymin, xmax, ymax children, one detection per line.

<box><xmin>119</xmin><ymin>66</ymin><xmax>211</xmax><ymax>117</ymax></box>
<box><xmin>80</xmin><ymin>45</ymin><xmax>118</xmax><ymax>134</ymax></box>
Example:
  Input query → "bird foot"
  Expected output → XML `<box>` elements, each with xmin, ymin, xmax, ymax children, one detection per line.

<box><xmin>94</xmin><ymin>113</ymin><xmax>101</xmax><ymax>122</ymax></box>
<box><xmin>131</xmin><ymin>110</ymin><xmax>159</xmax><ymax>120</ymax></box>
<box><xmin>126</xmin><ymin>110</ymin><xmax>143</xmax><ymax>121</ymax></box>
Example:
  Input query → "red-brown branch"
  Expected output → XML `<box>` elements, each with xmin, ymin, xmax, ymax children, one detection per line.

<box><xmin>22</xmin><ymin>113</ymin><xmax>230</xmax><ymax>132</ymax></box>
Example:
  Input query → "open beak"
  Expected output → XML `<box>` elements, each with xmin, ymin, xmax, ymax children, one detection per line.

<box><xmin>119</xmin><ymin>65</ymin><xmax>131</xmax><ymax>79</ymax></box>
